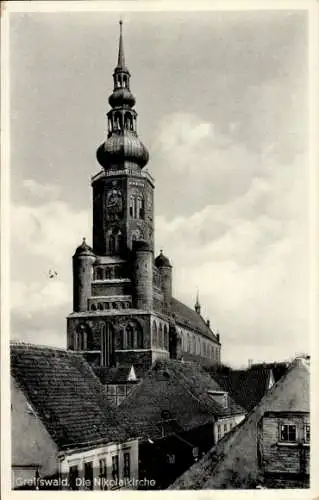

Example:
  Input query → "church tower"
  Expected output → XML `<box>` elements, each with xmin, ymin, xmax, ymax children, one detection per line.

<box><xmin>67</xmin><ymin>22</ymin><xmax>221</xmax><ymax>374</ymax></box>
<box><xmin>67</xmin><ymin>22</ymin><xmax>169</xmax><ymax>371</ymax></box>
<box><xmin>93</xmin><ymin>20</ymin><xmax>153</xmax><ymax>258</ymax></box>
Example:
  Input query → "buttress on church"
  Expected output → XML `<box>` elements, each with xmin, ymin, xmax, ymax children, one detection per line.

<box><xmin>67</xmin><ymin>22</ymin><xmax>221</xmax><ymax>376</ymax></box>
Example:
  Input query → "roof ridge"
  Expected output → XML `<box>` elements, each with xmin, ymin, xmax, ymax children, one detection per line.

<box><xmin>10</xmin><ymin>341</ymin><xmax>68</xmax><ymax>353</ymax></box>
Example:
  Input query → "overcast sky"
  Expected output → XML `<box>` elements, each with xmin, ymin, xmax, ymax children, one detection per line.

<box><xmin>9</xmin><ymin>7</ymin><xmax>309</xmax><ymax>367</ymax></box>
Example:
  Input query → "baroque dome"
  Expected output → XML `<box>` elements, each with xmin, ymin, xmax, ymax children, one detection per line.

<box><xmin>96</xmin><ymin>131</ymin><xmax>149</xmax><ymax>169</ymax></box>
<box><xmin>108</xmin><ymin>88</ymin><xmax>136</xmax><ymax>108</ymax></box>
<box><xmin>74</xmin><ymin>238</ymin><xmax>95</xmax><ymax>257</ymax></box>
<box><xmin>155</xmin><ymin>250</ymin><xmax>172</xmax><ymax>268</ymax></box>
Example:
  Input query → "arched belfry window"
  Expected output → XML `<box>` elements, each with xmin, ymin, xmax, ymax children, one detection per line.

<box><xmin>100</xmin><ymin>322</ymin><xmax>114</xmax><ymax>367</ymax></box>
<box><xmin>152</xmin><ymin>321</ymin><xmax>158</xmax><ymax>348</ymax></box>
<box><xmin>109</xmin><ymin>235</ymin><xmax>116</xmax><ymax>255</ymax></box>
<box><xmin>159</xmin><ymin>324</ymin><xmax>164</xmax><ymax>348</ymax></box>
<box><xmin>126</xmin><ymin>324</ymin><xmax>134</xmax><ymax>349</ymax></box>
<box><xmin>137</xmin><ymin>196</ymin><xmax>144</xmax><ymax>219</ymax></box>
<box><xmin>108</xmin><ymin>118</ymin><xmax>112</xmax><ymax>133</ymax></box>
<box><xmin>114</xmin><ymin>112</ymin><xmax>122</xmax><ymax>131</ymax></box>
<box><xmin>117</xmin><ymin>230</ymin><xmax>123</xmax><ymax>253</ymax></box>
<box><xmin>136</xmin><ymin>327</ymin><xmax>143</xmax><ymax>349</ymax></box>
<box><xmin>125</xmin><ymin>112</ymin><xmax>133</xmax><ymax>131</ymax></box>
<box><xmin>75</xmin><ymin>324</ymin><xmax>89</xmax><ymax>351</ymax></box>
<box><xmin>192</xmin><ymin>335</ymin><xmax>196</xmax><ymax>354</ymax></box>
<box><xmin>129</xmin><ymin>196</ymin><xmax>135</xmax><ymax>218</ymax></box>
<box><xmin>164</xmin><ymin>325</ymin><xmax>169</xmax><ymax>350</ymax></box>
<box><xmin>123</xmin><ymin>75</ymin><xmax>128</xmax><ymax>88</ymax></box>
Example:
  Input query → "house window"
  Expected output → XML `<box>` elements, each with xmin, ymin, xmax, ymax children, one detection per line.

<box><xmin>305</xmin><ymin>424</ymin><xmax>310</xmax><ymax>443</ymax></box>
<box><xmin>112</xmin><ymin>455</ymin><xmax>119</xmax><ymax>483</ymax></box>
<box><xmin>280</xmin><ymin>423</ymin><xmax>297</xmax><ymax>443</ymax></box>
<box><xmin>99</xmin><ymin>458</ymin><xmax>107</xmax><ymax>490</ymax></box>
<box><xmin>223</xmin><ymin>423</ymin><xmax>227</xmax><ymax>434</ymax></box>
<box><xmin>217</xmin><ymin>424</ymin><xmax>222</xmax><ymax>440</ymax></box>
<box><xmin>68</xmin><ymin>465</ymin><xmax>79</xmax><ymax>490</ymax></box>
<box><xmin>123</xmin><ymin>452</ymin><xmax>131</xmax><ymax>480</ymax></box>
<box><xmin>192</xmin><ymin>447</ymin><xmax>199</xmax><ymax>460</ymax></box>
<box><xmin>84</xmin><ymin>461</ymin><xmax>94</xmax><ymax>490</ymax></box>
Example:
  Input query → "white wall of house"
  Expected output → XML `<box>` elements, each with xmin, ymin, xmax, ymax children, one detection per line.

<box><xmin>214</xmin><ymin>414</ymin><xmax>246</xmax><ymax>444</ymax></box>
<box><xmin>59</xmin><ymin>439</ymin><xmax>139</xmax><ymax>490</ymax></box>
<box><xmin>11</xmin><ymin>377</ymin><xmax>59</xmax><ymax>489</ymax></box>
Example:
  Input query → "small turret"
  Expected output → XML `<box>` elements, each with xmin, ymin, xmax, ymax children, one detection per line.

<box><xmin>132</xmin><ymin>240</ymin><xmax>153</xmax><ymax>310</ymax></box>
<box><xmin>194</xmin><ymin>289</ymin><xmax>201</xmax><ymax>315</ymax></box>
<box><xmin>155</xmin><ymin>250</ymin><xmax>172</xmax><ymax>313</ymax></box>
<box><xmin>72</xmin><ymin>238</ymin><xmax>96</xmax><ymax>312</ymax></box>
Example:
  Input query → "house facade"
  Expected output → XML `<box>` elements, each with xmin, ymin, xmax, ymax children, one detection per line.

<box><xmin>170</xmin><ymin>357</ymin><xmax>310</xmax><ymax>490</ymax></box>
<box><xmin>257</xmin><ymin>410</ymin><xmax>310</xmax><ymax>487</ymax></box>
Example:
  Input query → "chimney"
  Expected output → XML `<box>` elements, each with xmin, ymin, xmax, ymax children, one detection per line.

<box><xmin>206</xmin><ymin>319</ymin><xmax>210</xmax><ymax>328</ymax></box>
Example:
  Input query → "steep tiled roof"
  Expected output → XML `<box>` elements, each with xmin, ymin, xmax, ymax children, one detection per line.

<box><xmin>170</xmin><ymin>358</ymin><xmax>310</xmax><ymax>489</ymax></box>
<box><xmin>210</xmin><ymin>366</ymin><xmax>272</xmax><ymax>412</ymax></box>
<box><xmin>119</xmin><ymin>359</ymin><xmax>245</xmax><ymax>440</ymax></box>
<box><xmin>250</xmin><ymin>362</ymin><xmax>289</xmax><ymax>382</ymax></box>
<box><xmin>11</xmin><ymin>343</ymin><xmax>134</xmax><ymax>450</ymax></box>
<box><xmin>171</xmin><ymin>298</ymin><xmax>219</xmax><ymax>343</ymax></box>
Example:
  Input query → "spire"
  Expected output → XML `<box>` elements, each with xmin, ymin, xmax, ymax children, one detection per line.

<box><xmin>194</xmin><ymin>289</ymin><xmax>201</xmax><ymax>315</ymax></box>
<box><xmin>117</xmin><ymin>19</ymin><xmax>126</xmax><ymax>70</ymax></box>
<box><xmin>96</xmin><ymin>21</ymin><xmax>149</xmax><ymax>170</ymax></box>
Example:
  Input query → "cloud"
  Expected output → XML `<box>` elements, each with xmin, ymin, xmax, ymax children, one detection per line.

<box><xmin>22</xmin><ymin>179</ymin><xmax>61</xmax><ymax>200</ymax></box>
<box><xmin>10</xmin><ymin>183</ymin><xmax>90</xmax><ymax>346</ymax></box>
<box><xmin>11</xmin><ymin>198</ymin><xmax>90</xmax><ymax>267</ymax></box>
<box><xmin>153</xmin><ymin>112</ymin><xmax>309</xmax><ymax>366</ymax></box>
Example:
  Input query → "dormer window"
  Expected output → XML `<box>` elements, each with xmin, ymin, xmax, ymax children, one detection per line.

<box><xmin>208</xmin><ymin>390</ymin><xmax>228</xmax><ymax>409</ymax></box>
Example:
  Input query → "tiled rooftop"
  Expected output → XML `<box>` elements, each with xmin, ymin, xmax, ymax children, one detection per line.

<box><xmin>11</xmin><ymin>342</ymin><xmax>134</xmax><ymax>450</ymax></box>
<box><xmin>119</xmin><ymin>359</ymin><xmax>245</xmax><ymax>440</ymax></box>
